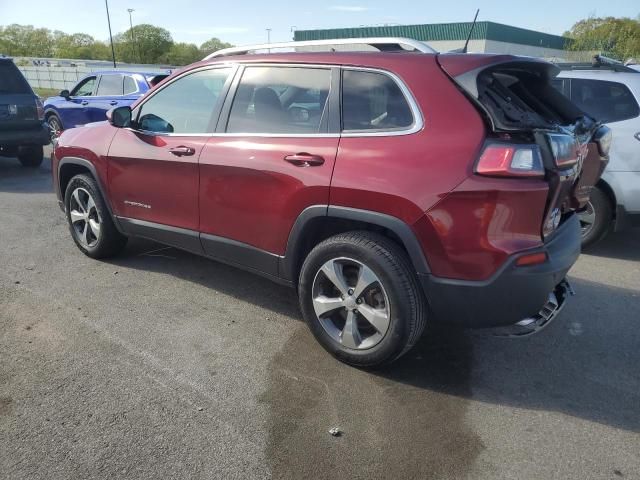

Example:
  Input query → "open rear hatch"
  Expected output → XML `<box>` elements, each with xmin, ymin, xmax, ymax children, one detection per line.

<box><xmin>437</xmin><ymin>54</ymin><xmax>611</xmax><ymax>238</ymax></box>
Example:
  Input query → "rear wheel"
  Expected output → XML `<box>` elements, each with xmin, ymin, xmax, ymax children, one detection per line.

<box><xmin>580</xmin><ymin>187</ymin><xmax>613</xmax><ymax>248</ymax></box>
<box><xmin>298</xmin><ymin>231</ymin><xmax>427</xmax><ymax>367</ymax></box>
<box><xmin>17</xmin><ymin>145</ymin><xmax>44</xmax><ymax>168</ymax></box>
<box><xmin>64</xmin><ymin>174</ymin><xmax>127</xmax><ymax>258</ymax></box>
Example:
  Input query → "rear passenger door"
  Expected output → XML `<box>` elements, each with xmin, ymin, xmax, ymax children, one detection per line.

<box><xmin>198</xmin><ymin>65</ymin><xmax>339</xmax><ymax>274</ymax></box>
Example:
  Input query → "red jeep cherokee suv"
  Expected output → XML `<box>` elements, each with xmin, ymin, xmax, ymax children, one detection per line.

<box><xmin>52</xmin><ymin>38</ymin><xmax>610</xmax><ymax>366</ymax></box>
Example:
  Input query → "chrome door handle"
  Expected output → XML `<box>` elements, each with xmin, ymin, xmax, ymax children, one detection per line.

<box><xmin>81</xmin><ymin>101</ymin><xmax>89</xmax><ymax>106</ymax></box>
<box><xmin>169</xmin><ymin>146</ymin><xmax>196</xmax><ymax>157</ymax></box>
<box><xmin>284</xmin><ymin>153</ymin><xmax>325</xmax><ymax>167</ymax></box>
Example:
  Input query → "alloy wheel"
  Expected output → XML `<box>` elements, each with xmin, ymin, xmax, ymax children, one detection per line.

<box><xmin>578</xmin><ymin>201</ymin><xmax>596</xmax><ymax>238</ymax></box>
<box><xmin>69</xmin><ymin>187</ymin><xmax>101</xmax><ymax>248</ymax></box>
<box><xmin>312</xmin><ymin>257</ymin><xmax>391</xmax><ymax>350</ymax></box>
<box><xmin>48</xmin><ymin>116</ymin><xmax>62</xmax><ymax>141</ymax></box>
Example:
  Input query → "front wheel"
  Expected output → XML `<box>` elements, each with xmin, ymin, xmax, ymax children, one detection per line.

<box><xmin>64</xmin><ymin>174</ymin><xmax>127</xmax><ymax>258</ymax></box>
<box><xmin>298</xmin><ymin>231</ymin><xmax>427</xmax><ymax>367</ymax></box>
<box><xmin>47</xmin><ymin>114</ymin><xmax>63</xmax><ymax>142</ymax></box>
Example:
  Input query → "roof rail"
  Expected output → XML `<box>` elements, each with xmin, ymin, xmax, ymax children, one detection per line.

<box><xmin>203</xmin><ymin>37</ymin><xmax>436</xmax><ymax>60</ymax></box>
<box><xmin>554</xmin><ymin>54</ymin><xmax>638</xmax><ymax>73</ymax></box>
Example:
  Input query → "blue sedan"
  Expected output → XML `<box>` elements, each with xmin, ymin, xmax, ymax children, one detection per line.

<box><xmin>43</xmin><ymin>70</ymin><xmax>169</xmax><ymax>139</ymax></box>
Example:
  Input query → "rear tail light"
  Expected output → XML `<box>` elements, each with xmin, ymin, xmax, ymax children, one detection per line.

<box><xmin>547</xmin><ymin>133</ymin><xmax>579</xmax><ymax>168</ymax></box>
<box><xmin>35</xmin><ymin>98</ymin><xmax>45</xmax><ymax>121</ymax></box>
<box><xmin>475</xmin><ymin>143</ymin><xmax>544</xmax><ymax>178</ymax></box>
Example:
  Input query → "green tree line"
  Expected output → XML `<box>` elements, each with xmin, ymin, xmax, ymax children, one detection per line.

<box><xmin>0</xmin><ymin>23</ymin><xmax>233</xmax><ymax>65</ymax></box>
<box><xmin>564</xmin><ymin>16</ymin><xmax>640</xmax><ymax>61</ymax></box>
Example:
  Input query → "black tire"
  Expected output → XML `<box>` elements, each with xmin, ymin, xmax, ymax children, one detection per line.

<box><xmin>17</xmin><ymin>145</ymin><xmax>44</xmax><ymax>168</ymax></box>
<box><xmin>298</xmin><ymin>231</ymin><xmax>427</xmax><ymax>367</ymax></box>
<box><xmin>46</xmin><ymin>113</ymin><xmax>63</xmax><ymax>142</ymax></box>
<box><xmin>580</xmin><ymin>187</ymin><xmax>613</xmax><ymax>249</ymax></box>
<box><xmin>64</xmin><ymin>174</ymin><xmax>127</xmax><ymax>259</ymax></box>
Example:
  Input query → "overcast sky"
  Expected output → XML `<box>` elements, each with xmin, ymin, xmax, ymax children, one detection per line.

<box><xmin>1</xmin><ymin>0</ymin><xmax>638</xmax><ymax>46</ymax></box>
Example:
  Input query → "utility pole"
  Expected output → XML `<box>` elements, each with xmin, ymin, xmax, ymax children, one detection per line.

<box><xmin>127</xmin><ymin>8</ymin><xmax>136</xmax><ymax>63</ymax></box>
<box><xmin>104</xmin><ymin>0</ymin><xmax>116</xmax><ymax>68</ymax></box>
<box><xmin>266</xmin><ymin>28</ymin><xmax>272</xmax><ymax>44</ymax></box>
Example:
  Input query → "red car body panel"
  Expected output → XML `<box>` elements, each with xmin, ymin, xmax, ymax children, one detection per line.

<box><xmin>107</xmin><ymin>128</ymin><xmax>206</xmax><ymax>231</ymax></box>
<box><xmin>199</xmin><ymin>137</ymin><xmax>338</xmax><ymax>254</ymax></box>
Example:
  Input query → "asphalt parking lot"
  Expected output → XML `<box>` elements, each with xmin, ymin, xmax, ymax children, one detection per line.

<box><xmin>1</xmin><ymin>153</ymin><xmax>639</xmax><ymax>480</ymax></box>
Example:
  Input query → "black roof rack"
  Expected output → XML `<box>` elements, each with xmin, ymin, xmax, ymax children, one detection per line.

<box><xmin>554</xmin><ymin>54</ymin><xmax>638</xmax><ymax>73</ymax></box>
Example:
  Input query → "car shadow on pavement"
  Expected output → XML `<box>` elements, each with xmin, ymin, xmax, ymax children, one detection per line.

<box><xmin>112</xmin><ymin>237</ymin><xmax>639</xmax><ymax>437</ymax></box>
<box><xmin>0</xmin><ymin>155</ymin><xmax>52</xmax><ymax>194</ymax></box>
<box><xmin>584</xmin><ymin>227</ymin><xmax>640</xmax><ymax>262</ymax></box>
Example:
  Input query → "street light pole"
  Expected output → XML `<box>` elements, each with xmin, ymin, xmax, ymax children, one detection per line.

<box><xmin>127</xmin><ymin>8</ymin><xmax>136</xmax><ymax>63</ymax></box>
<box><xmin>266</xmin><ymin>28</ymin><xmax>272</xmax><ymax>44</ymax></box>
<box><xmin>104</xmin><ymin>0</ymin><xmax>116</xmax><ymax>68</ymax></box>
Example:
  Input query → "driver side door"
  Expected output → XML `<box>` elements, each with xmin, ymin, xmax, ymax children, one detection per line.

<box><xmin>63</xmin><ymin>75</ymin><xmax>97</xmax><ymax>128</ymax></box>
<box><xmin>107</xmin><ymin>66</ymin><xmax>235</xmax><ymax>251</ymax></box>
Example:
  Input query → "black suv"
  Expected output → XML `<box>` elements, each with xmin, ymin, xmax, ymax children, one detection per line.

<box><xmin>0</xmin><ymin>56</ymin><xmax>50</xmax><ymax>167</ymax></box>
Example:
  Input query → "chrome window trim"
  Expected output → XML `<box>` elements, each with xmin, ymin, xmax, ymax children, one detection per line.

<box><xmin>126</xmin><ymin>62</ymin><xmax>423</xmax><ymax>139</ymax></box>
<box><xmin>340</xmin><ymin>66</ymin><xmax>424</xmax><ymax>138</ymax></box>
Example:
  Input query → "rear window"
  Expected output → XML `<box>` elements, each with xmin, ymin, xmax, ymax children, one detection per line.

<box><xmin>0</xmin><ymin>62</ymin><xmax>31</xmax><ymax>94</ymax></box>
<box><xmin>342</xmin><ymin>70</ymin><xmax>413</xmax><ymax>131</ymax></box>
<box><xmin>124</xmin><ymin>76</ymin><xmax>138</xmax><ymax>95</ymax></box>
<box><xmin>96</xmin><ymin>74</ymin><xmax>124</xmax><ymax>96</ymax></box>
<box><xmin>568</xmin><ymin>78</ymin><xmax>640</xmax><ymax>123</ymax></box>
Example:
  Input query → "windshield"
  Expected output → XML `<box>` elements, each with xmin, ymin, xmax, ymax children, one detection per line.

<box><xmin>0</xmin><ymin>62</ymin><xmax>31</xmax><ymax>94</ymax></box>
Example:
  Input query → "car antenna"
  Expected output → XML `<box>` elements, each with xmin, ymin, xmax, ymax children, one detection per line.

<box><xmin>462</xmin><ymin>9</ymin><xmax>480</xmax><ymax>54</ymax></box>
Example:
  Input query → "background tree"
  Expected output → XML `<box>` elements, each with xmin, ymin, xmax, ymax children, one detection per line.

<box><xmin>564</xmin><ymin>16</ymin><xmax>640</xmax><ymax>61</ymax></box>
<box><xmin>199</xmin><ymin>37</ymin><xmax>234</xmax><ymax>57</ymax></box>
<box><xmin>114</xmin><ymin>24</ymin><xmax>173</xmax><ymax>64</ymax></box>
<box><xmin>161</xmin><ymin>42</ymin><xmax>201</xmax><ymax>65</ymax></box>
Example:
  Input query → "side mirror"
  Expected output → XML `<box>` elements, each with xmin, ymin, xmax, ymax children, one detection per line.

<box><xmin>60</xmin><ymin>89</ymin><xmax>71</xmax><ymax>100</ymax></box>
<box><xmin>107</xmin><ymin>106</ymin><xmax>132</xmax><ymax>128</ymax></box>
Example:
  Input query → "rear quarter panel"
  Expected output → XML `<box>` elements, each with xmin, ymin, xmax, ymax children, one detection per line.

<box><xmin>330</xmin><ymin>55</ymin><xmax>486</xmax><ymax>226</ymax></box>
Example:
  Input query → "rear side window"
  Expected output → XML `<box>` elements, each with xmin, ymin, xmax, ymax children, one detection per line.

<box><xmin>226</xmin><ymin>67</ymin><xmax>331</xmax><ymax>134</ymax></box>
<box><xmin>569</xmin><ymin>78</ymin><xmax>639</xmax><ymax>123</ymax></box>
<box><xmin>0</xmin><ymin>62</ymin><xmax>31</xmax><ymax>94</ymax></box>
<box><xmin>342</xmin><ymin>70</ymin><xmax>413</xmax><ymax>131</ymax></box>
<box><xmin>136</xmin><ymin>67</ymin><xmax>232</xmax><ymax>134</ymax></box>
<box><xmin>72</xmin><ymin>76</ymin><xmax>97</xmax><ymax>97</ymax></box>
<box><xmin>97</xmin><ymin>74</ymin><xmax>124</xmax><ymax>96</ymax></box>
<box><xmin>123</xmin><ymin>76</ymin><xmax>138</xmax><ymax>95</ymax></box>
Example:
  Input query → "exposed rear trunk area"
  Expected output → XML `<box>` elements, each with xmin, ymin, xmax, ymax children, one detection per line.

<box><xmin>437</xmin><ymin>54</ymin><xmax>610</xmax><ymax>238</ymax></box>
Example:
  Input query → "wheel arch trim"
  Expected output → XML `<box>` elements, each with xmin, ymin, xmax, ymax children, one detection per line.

<box><xmin>57</xmin><ymin>157</ymin><xmax>120</xmax><ymax>230</ymax></box>
<box><xmin>279</xmin><ymin>205</ymin><xmax>431</xmax><ymax>282</ymax></box>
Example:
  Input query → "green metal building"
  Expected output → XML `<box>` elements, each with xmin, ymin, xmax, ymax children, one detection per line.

<box><xmin>294</xmin><ymin>21</ymin><xmax>571</xmax><ymax>59</ymax></box>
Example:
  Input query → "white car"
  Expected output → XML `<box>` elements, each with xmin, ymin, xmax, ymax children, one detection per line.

<box><xmin>554</xmin><ymin>60</ymin><xmax>640</xmax><ymax>246</ymax></box>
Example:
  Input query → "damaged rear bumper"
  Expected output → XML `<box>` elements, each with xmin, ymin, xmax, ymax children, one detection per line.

<box><xmin>419</xmin><ymin>214</ymin><xmax>581</xmax><ymax>328</ymax></box>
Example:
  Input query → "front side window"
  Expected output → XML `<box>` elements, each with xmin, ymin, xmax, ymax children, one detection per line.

<box><xmin>96</xmin><ymin>74</ymin><xmax>124</xmax><ymax>96</ymax></box>
<box><xmin>136</xmin><ymin>68</ymin><xmax>232</xmax><ymax>134</ymax></box>
<box><xmin>342</xmin><ymin>70</ymin><xmax>414</xmax><ymax>131</ymax></box>
<box><xmin>72</xmin><ymin>76</ymin><xmax>97</xmax><ymax>97</ymax></box>
<box><xmin>226</xmin><ymin>67</ymin><xmax>331</xmax><ymax>134</ymax></box>
<box><xmin>569</xmin><ymin>78</ymin><xmax>640</xmax><ymax>123</ymax></box>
